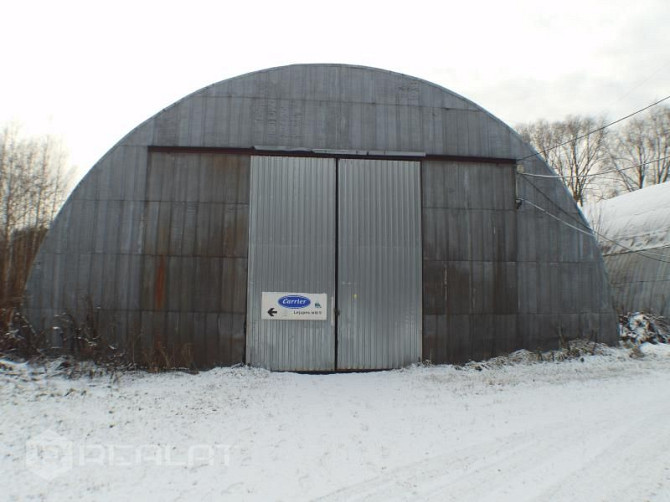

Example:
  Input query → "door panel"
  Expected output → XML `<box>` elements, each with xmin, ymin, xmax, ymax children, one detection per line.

<box><xmin>337</xmin><ymin>159</ymin><xmax>422</xmax><ymax>369</ymax></box>
<box><xmin>246</xmin><ymin>156</ymin><xmax>336</xmax><ymax>371</ymax></box>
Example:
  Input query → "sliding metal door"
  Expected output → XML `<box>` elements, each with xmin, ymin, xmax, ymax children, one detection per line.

<box><xmin>246</xmin><ymin>156</ymin><xmax>336</xmax><ymax>371</ymax></box>
<box><xmin>247</xmin><ymin>156</ymin><xmax>421</xmax><ymax>371</ymax></box>
<box><xmin>337</xmin><ymin>159</ymin><xmax>422</xmax><ymax>369</ymax></box>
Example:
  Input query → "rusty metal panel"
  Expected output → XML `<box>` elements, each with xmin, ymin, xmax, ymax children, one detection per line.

<box><xmin>140</xmin><ymin>152</ymin><xmax>249</xmax><ymax>367</ymax></box>
<box><xmin>421</xmin><ymin>160</ymin><xmax>519</xmax><ymax>363</ymax></box>
<box><xmin>337</xmin><ymin>159</ymin><xmax>422</xmax><ymax>370</ymax></box>
<box><xmin>246</xmin><ymin>156</ymin><xmax>336</xmax><ymax>371</ymax></box>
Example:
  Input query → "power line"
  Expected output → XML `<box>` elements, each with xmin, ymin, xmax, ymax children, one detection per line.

<box><xmin>518</xmin><ymin>173</ymin><xmax>670</xmax><ymax>263</ymax></box>
<box><xmin>520</xmin><ymin>175</ymin><xmax>590</xmax><ymax>230</ymax></box>
<box><xmin>519</xmin><ymin>198</ymin><xmax>670</xmax><ymax>264</ymax></box>
<box><xmin>519</xmin><ymin>95</ymin><xmax>670</xmax><ymax>162</ymax></box>
<box><xmin>512</xmin><ymin>90</ymin><xmax>670</xmax><ymax>263</ymax></box>
<box><xmin>599</xmin><ymin>154</ymin><xmax>670</xmax><ymax>179</ymax></box>
<box><xmin>602</xmin><ymin>63</ymin><xmax>670</xmax><ymax>111</ymax></box>
<box><xmin>519</xmin><ymin>154</ymin><xmax>670</xmax><ymax>180</ymax></box>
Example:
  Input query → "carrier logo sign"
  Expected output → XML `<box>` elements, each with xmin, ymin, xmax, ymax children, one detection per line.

<box><xmin>278</xmin><ymin>295</ymin><xmax>311</xmax><ymax>309</ymax></box>
<box><xmin>262</xmin><ymin>292</ymin><xmax>327</xmax><ymax>320</ymax></box>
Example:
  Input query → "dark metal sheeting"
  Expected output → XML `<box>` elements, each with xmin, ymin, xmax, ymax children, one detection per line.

<box><xmin>22</xmin><ymin>64</ymin><xmax>618</xmax><ymax>369</ymax></box>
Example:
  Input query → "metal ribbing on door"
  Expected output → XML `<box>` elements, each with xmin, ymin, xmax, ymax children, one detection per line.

<box><xmin>246</xmin><ymin>156</ymin><xmax>336</xmax><ymax>371</ymax></box>
<box><xmin>337</xmin><ymin>159</ymin><xmax>422</xmax><ymax>369</ymax></box>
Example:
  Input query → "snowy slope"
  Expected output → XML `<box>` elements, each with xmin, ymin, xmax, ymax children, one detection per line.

<box><xmin>2</xmin><ymin>347</ymin><xmax>670</xmax><ymax>501</ymax></box>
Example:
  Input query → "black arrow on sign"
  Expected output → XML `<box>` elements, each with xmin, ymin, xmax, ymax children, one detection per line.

<box><xmin>267</xmin><ymin>308</ymin><xmax>278</xmax><ymax>317</ymax></box>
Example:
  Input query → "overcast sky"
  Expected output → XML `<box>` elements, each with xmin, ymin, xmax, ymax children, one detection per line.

<box><xmin>2</xmin><ymin>0</ymin><xmax>668</xmax><ymax>183</ymax></box>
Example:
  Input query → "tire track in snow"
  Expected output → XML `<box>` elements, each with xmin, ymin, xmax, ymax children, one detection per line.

<box><xmin>315</xmin><ymin>407</ymin><xmax>670</xmax><ymax>502</ymax></box>
<box><xmin>534</xmin><ymin>407</ymin><xmax>670</xmax><ymax>501</ymax></box>
<box><xmin>313</xmin><ymin>428</ymin><xmax>555</xmax><ymax>501</ymax></box>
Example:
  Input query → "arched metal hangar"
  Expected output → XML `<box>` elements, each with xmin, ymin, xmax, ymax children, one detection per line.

<box><xmin>23</xmin><ymin>64</ymin><xmax>618</xmax><ymax>371</ymax></box>
<box><xmin>586</xmin><ymin>182</ymin><xmax>670</xmax><ymax>317</ymax></box>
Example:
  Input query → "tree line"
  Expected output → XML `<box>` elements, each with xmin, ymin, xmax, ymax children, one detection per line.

<box><xmin>1</xmin><ymin>123</ymin><xmax>69</xmax><ymax>316</ymax></box>
<box><xmin>516</xmin><ymin>105</ymin><xmax>670</xmax><ymax>206</ymax></box>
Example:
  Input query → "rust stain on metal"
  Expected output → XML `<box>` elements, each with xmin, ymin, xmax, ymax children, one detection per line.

<box><xmin>155</xmin><ymin>255</ymin><xmax>166</xmax><ymax>310</ymax></box>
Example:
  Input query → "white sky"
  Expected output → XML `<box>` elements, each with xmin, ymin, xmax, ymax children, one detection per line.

<box><xmin>1</xmin><ymin>0</ymin><xmax>669</xmax><ymax>184</ymax></box>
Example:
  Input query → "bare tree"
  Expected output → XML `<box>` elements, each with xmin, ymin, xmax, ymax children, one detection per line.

<box><xmin>517</xmin><ymin>116</ymin><xmax>609</xmax><ymax>206</ymax></box>
<box><xmin>607</xmin><ymin>105</ymin><xmax>670</xmax><ymax>192</ymax></box>
<box><xmin>0</xmin><ymin>122</ymin><xmax>70</xmax><ymax>313</ymax></box>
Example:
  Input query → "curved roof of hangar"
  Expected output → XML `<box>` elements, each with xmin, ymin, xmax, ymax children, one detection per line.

<box><xmin>120</xmin><ymin>63</ymin><xmax>529</xmax><ymax>160</ymax></box>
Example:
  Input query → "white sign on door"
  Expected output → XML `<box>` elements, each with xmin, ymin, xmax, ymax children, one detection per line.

<box><xmin>261</xmin><ymin>292</ymin><xmax>328</xmax><ymax>321</ymax></box>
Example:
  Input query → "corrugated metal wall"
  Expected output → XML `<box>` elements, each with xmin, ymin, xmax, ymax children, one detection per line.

<box><xmin>337</xmin><ymin>159</ymin><xmax>422</xmax><ymax>369</ymax></box>
<box><xmin>422</xmin><ymin>161</ymin><xmax>519</xmax><ymax>363</ymax></box>
<box><xmin>604</xmin><ymin>250</ymin><xmax>670</xmax><ymax>316</ymax></box>
<box><xmin>22</xmin><ymin>144</ymin><xmax>150</xmax><ymax>355</ymax></box>
<box><xmin>140</xmin><ymin>152</ymin><xmax>249</xmax><ymax>366</ymax></box>
<box><xmin>515</xmin><ymin>168</ymin><xmax>616</xmax><ymax>350</ymax></box>
<box><xmin>246</xmin><ymin>156</ymin><xmax>336</xmax><ymax>371</ymax></box>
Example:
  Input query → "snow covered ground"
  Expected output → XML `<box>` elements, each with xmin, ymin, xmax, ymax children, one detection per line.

<box><xmin>2</xmin><ymin>345</ymin><xmax>670</xmax><ymax>501</ymax></box>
